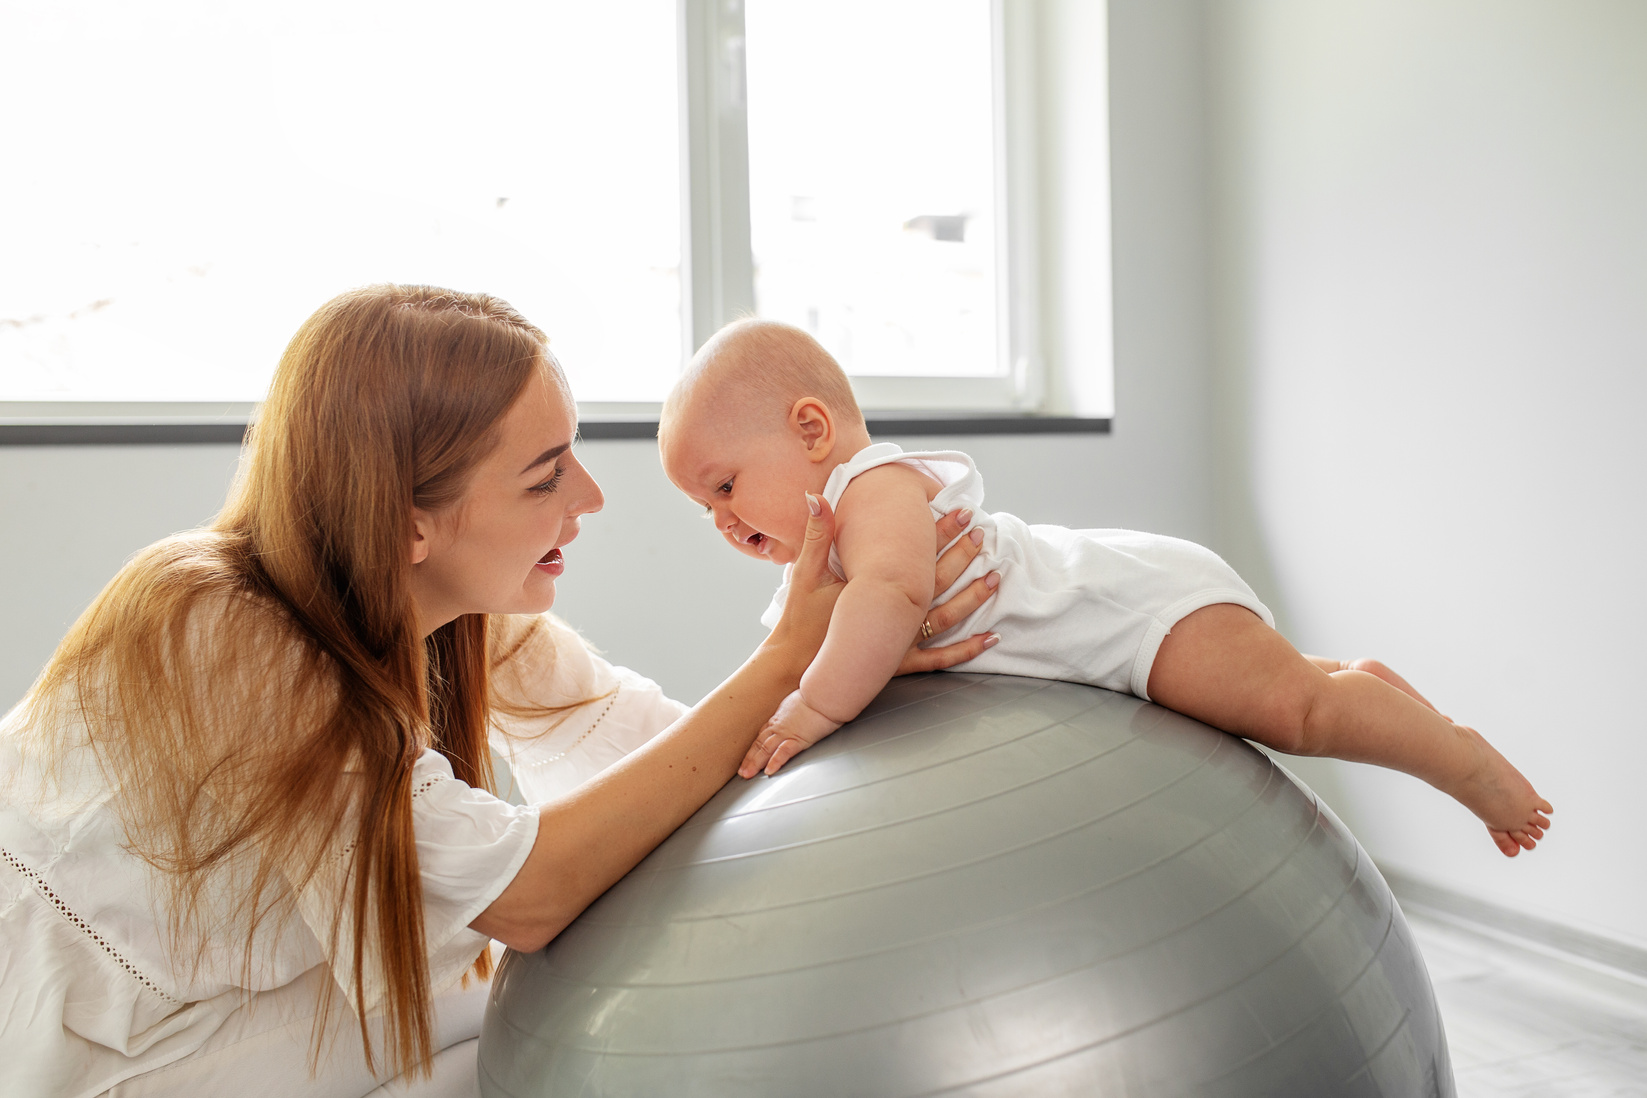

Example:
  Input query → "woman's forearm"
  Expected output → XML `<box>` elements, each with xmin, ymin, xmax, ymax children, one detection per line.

<box><xmin>472</xmin><ymin>638</ymin><xmax>805</xmax><ymax>950</ymax></box>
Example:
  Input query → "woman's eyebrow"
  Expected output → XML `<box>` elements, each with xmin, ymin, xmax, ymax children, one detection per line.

<box><xmin>519</xmin><ymin>443</ymin><xmax>571</xmax><ymax>476</ymax></box>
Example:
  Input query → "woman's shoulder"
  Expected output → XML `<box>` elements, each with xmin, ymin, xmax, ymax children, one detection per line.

<box><xmin>488</xmin><ymin>613</ymin><xmax>616</xmax><ymax>710</ymax></box>
<box><xmin>69</xmin><ymin>529</ymin><xmax>331</xmax><ymax>717</ymax></box>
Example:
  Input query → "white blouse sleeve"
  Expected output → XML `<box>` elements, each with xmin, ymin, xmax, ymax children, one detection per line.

<box><xmin>296</xmin><ymin>749</ymin><xmax>538</xmax><ymax>1013</ymax></box>
<box><xmin>407</xmin><ymin>750</ymin><xmax>538</xmax><ymax>992</ymax></box>
<box><xmin>488</xmin><ymin>614</ymin><xmax>690</xmax><ymax>805</ymax></box>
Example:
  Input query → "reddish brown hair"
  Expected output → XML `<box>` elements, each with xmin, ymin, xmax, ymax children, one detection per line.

<box><xmin>23</xmin><ymin>284</ymin><xmax>554</xmax><ymax>1078</ymax></box>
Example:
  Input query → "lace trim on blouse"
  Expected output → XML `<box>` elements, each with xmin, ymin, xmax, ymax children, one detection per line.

<box><xmin>326</xmin><ymin>770</ymin><xmax>445</xmax><ymax>869</ymax></box>
<box><xmin>0</xmin><ymin>844</ymin><xmax>184</xmax><ymax>1004</ymax></box>
<box><xmin>513</xmin><ymin>686</ymin><xmax>620</xmax><ymax>772</ymax></box>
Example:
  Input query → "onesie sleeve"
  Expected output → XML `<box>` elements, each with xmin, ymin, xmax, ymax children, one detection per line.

<box><xmin>759</xmin><ymin>564</ymin><xmax>793</xmax><ymax>631</ymax></box>
<box><xmin>489</xmin><ymin>613</ymin><xmax>690</xmax><ymax>805</ymax></box>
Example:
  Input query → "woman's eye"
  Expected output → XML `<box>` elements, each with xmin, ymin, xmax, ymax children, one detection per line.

<box><xmin>529</xmin><ymin>467</ymin><xmax>566</xmax><ymax>495</ymax></box>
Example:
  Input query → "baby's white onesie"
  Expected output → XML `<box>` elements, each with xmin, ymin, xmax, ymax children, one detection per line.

<box><xmin>761</xmin><ymin>443</ymin><xmax>1273</xmax><ymax>700</ymax></box>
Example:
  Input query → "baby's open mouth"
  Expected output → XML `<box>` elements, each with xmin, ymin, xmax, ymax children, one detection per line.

<box><xmin>745</xmin><ymin>532</ymin><xmax>770</xmax><ymax>554</ymax></box>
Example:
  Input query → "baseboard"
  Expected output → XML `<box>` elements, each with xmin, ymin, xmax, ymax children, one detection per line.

<box><xmin>1381</xmin><ymin>865</ymin><xmax>1647</xmax><ymax>983</ymax></box>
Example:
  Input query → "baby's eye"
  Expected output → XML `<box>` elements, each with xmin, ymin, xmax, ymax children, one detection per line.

<box><xmin>716</xmin><ymin>478</ymin><xmax>734</xmax><ymax>495</ymax></box>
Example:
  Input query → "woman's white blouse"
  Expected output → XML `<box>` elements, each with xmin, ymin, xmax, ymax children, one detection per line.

<box><xmin>0</xmin><ymin>614</ymin><xmax>687</xmax><ymax>1098</ymax></box>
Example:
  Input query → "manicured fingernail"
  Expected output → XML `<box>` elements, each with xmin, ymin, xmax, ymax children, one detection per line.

<box><xmin>957</xmin><ymin>508</ymin><xmax>973</xmax><ymax>525</ymax></box>
<box><xmin>970</xmin><ymin>528</ymin><xmax>984</xmax><ymax>545</ymax></box>
<box><xmin>985</xmin><ymin>571</ymin><xmax>1000</xmax><ymax>589</ymax></box>
<box><xmin>806</xmin><ymin>492</ymin><xmax>822</xmax><ymax>516</ymax></box>
<box><xmin>983</xmin><ymin>633</ymin><xmax>1001</xmax><ymax>649</ymax></box>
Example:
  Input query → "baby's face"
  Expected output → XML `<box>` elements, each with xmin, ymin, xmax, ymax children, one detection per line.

<box><xmin>660</xmin><ymin>406</ymin><xmax>819</xmax><ymax>566</ymax></box>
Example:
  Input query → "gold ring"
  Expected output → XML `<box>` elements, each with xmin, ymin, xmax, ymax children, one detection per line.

<box><xmin>919</xmin><ymin>620</ymin><xmax>934</xmax><ymax>642</ymax></box>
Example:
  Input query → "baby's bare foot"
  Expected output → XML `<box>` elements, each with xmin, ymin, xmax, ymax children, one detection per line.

<box><xmin>1442</xmin><ymin>723</ymin><xmax>1553</xmax><ymax>857</ymax></box>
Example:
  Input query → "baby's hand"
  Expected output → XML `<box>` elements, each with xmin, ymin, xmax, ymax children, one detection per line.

<box><xmin>739</xmin><ymin>690</ymin><xmax>843</xmax><ymax>778</ymax></box>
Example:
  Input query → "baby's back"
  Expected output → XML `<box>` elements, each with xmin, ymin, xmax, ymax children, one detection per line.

<box><xmin>772</xmin><ymin>443</ymin><xmax>1273</xmax><ymax>700</ymax></box>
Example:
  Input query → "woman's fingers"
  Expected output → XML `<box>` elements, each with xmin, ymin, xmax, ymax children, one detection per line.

<box><xmin>929</xmin><ymin>571</ymin><xmax>999</xmax><ymax>634</ymax></box>
<box><xmin>933</xmin><ymin>507</ymin><xmax>975</xmax><ymax>553</ymax></box>
<box><xmin>898</xmin><ymin>631</ymin><xmax>1000</xmax><ymax>675</ymax></box>
<box><xmin>792</xmin><ymin>492</ymin><xmax>838</xmax><ymax>587</ymax></box>
<box><xmin>893</xmin><ymin>569</ymin><xmax>1001</xmax><ymax>676</ymax></box>
<box><xmin>933</xmin><ymin>510</ymin><xmax>982</xmax><ymax>593</ymax></box>
<box><xmin>769</xmin><ymin>493</ymin><xmax>844</xmax><ymax>659</ymax></box>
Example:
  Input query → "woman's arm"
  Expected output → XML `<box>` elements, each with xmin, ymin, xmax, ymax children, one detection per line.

<box><xmin>471</xmin><ymin>503</ymin><xmax>996</xmax><ymax>951</ymax></box>
<box><xmin>470</xmin><ymin>496</ymin><xmax>844</xmax><ymax>951</ymax></box>
<box><xmin>738</xmin><ymin>504</ymin><xmax>1002</xmax><ymax>777</ymax></box>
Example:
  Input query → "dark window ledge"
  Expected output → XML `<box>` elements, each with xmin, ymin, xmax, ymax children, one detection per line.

<box><xmin>1</xmin><ymin>415</ymin><xmax>1111</xmax><ymax>446</ymax></box>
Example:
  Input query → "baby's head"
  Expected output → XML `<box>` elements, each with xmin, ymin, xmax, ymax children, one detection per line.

<box><xmin>659</xmin><ymin>319</ymin><xmax>870</xmax><ymax>565</ymax></box>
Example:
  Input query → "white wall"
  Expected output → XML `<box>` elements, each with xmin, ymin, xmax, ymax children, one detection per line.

<box><xmin>0</xmin><ymin>427</ymin><xmax>1208</xmax><ymax>714</ymax></box>
<box><xmin>14</xmin><ymin>0</ymin><xmax>1631</xmax><ymax>955</ymax></box>
<box><xmin>1205</xmin><ymin>0</ymin><xmax>1647</xmax><ymax>947</ymax></box>
<box><xmin>1</xmin><ymin>1</ymin><xmax>1217</xmax><ymax>712</ymax></box>
<box><xmin>0</xmin><ymin>444</ymin><xmax>245</xmax><ymax>708</ymax></box>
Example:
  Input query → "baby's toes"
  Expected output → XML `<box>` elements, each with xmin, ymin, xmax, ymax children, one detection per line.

<box><xmin>1490</xmin><ymin>828</ymin><xmax>1521</xmax><ymax>857</ymax></box>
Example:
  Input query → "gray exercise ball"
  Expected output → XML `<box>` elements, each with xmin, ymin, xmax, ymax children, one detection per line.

<box><xmin>479</xmin><ymin>673</ymin><xmax>1453</xmax><ymax>1097</ymax></box>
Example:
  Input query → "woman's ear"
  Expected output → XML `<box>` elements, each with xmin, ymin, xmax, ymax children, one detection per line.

<box><xmin>409</xmin><ymin>510</ymin><xmax>433</xmax><ymax>565</ymax></box>
<box><xmin>790</xmin><ymin>397</ymin><xmax>836</xmax><ymax>463</ymax></box>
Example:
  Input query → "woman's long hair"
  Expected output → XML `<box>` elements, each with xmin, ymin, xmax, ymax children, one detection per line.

<box><xmin>21</xmin><ymin>284</ymin><xmax>554</xmax><ymax>1078</ymax></box>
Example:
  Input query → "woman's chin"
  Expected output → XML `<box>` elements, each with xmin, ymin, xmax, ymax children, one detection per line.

<box><xmin>518</xmin><ymin>573</ymin><xmax>558</xmax><ymax>612</ymax></box>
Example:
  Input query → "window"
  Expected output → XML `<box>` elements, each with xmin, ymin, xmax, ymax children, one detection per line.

<box><xmin>2</xmin><ymin>1</ymin><xmax>1105</xmax><ymax>424</ymax></box>
<box><xmin>746</xmin><ymin>1</ymin><xmax>1009</xmax><ymax>402</ymax></box>
<box><xmin>2</xmin><ymin>0</ymin><xmax>681</xmax><ymax>410</ymax></box>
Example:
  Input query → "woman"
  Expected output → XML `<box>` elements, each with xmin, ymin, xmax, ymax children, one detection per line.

<box><xmin>0</xmin><ymin>286</ymin><xmax>995</xmax><ymax>1096</ymax></box>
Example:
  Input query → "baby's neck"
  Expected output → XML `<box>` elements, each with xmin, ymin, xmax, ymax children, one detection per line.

<box><xmin>823</xmin><ymin>426</ymin><xmax>876</xmax><ymax>478</ymax></box>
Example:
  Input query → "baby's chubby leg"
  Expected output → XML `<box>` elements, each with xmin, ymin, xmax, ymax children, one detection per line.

<box><xmin>1146</xmin><ymin>604</ymin><xmax>1553</xmax><ymax>857</ymax></box>
<box><xmin>1305</xmin><ymin>655</ymin><xmax>1443</xmax><ymax>717</ymax></box>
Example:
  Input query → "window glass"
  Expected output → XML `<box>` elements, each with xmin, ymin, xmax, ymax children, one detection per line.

<box><xmin>744</xmin><ymin>0</ymin><xmax>1001</xmax><ymax>379</ymax></box>
<box><xmin>0</xmin><ymin>0</ymin><xmax>680</xmax><ymax>403</ymax></box>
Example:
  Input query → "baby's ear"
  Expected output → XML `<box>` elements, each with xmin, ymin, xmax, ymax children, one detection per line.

<box><xmin>790</xmin><ymin>397</ymin><xmax>836</xmax><ymax>460</ymax></box>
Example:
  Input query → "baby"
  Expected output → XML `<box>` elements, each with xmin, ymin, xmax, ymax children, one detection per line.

<box><xmin>658</xmin><ymin>319</ymin><xmax>1553</xmax><ymax>857</ymax></box>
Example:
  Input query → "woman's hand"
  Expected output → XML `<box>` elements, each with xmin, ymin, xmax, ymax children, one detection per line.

<box><xmin>896</xmin><ymin>509</ymin><xmax>1001</xmax><ymax>674</ymax></box>
<box><xmin>762</xmin><ymin>493</ymin><xmax>847</xmax><ymax>677</ymax></box>
<box><xmin>475</xmin><ymin>492</ymin><xmax>846</xmax><ymax>953</ymax></box>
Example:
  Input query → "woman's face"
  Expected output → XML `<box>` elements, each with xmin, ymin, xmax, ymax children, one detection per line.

<box><xmin>408</xmin><ymin>367</ymin><xmax>603</xmax><ymax>636</ymax></box>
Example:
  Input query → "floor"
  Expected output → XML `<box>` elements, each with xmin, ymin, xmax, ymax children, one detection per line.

<box><xmin>1406</xmin><ymin>909</ymin><xmax>1647</xmax><ymax>1097</ymax></box>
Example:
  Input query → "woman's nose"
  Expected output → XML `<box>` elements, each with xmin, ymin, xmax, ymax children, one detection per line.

<box><xmin>573</xmin><ymin>465</ymin><xmax>604</xmax><ymax>516</ymax></box>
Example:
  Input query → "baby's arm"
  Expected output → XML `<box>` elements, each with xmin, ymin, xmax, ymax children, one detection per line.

<box><xmin>739</xmin><ymin>465</ymin><xmax>938</xmax><ymax>776</ymax></box>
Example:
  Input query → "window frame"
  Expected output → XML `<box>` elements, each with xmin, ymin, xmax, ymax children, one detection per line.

<box><xmin>1</xmin><ymin>0</ymin><xmax>1111</xmax><ymax>438</ymax></box>
<box><xmin>684</xmin><ymin>0</ymin><xmax>1044</xmax><ymax>414</ymax></box>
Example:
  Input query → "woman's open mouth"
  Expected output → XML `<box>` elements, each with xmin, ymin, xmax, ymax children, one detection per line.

<box><xmin>535</xmin><ymin>547</ymin><xmax>564</xmax><ymax>574</ymax></box>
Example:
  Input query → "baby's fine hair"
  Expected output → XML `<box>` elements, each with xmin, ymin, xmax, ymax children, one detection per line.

<box><xmin>664</xmin><ymin>318</ymin><xmax>865</xmax><ymax>431</ymax></box>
